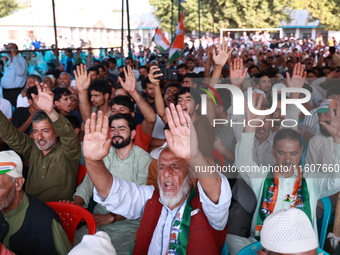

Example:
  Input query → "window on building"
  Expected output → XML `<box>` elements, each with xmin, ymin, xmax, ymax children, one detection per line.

<box><xmin>302</xmin><ymin>33</ymin><xmax>311</xmax><ymax>39</ymax></box>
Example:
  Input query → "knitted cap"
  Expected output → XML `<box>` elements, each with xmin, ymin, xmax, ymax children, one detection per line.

<box><xmin>261</xmin><ymin>208</ymin><xmax>318</xmax><ymax>253</ymax></box>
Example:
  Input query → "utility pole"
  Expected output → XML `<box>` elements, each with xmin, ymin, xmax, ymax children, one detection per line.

<box><xmin>126</xmin><ymin>0</ymin><xmax>132</xmax><ymax>58</ymax></box>
<box><xmin>121</xmin><ymin>0</ymin><xmax>124</xmax><ymax>61</ymax></box>
<box><xmin>51</xmin><ymin>0</ymin><xmax>59</xmax><ymax>66</ymax></box>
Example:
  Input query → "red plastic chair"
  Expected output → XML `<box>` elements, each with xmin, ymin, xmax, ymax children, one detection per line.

<box><xmin>46</xmin><ymin>202</ymin><xmax>96</xmax><ymax>244</ymax></box>
<box><xmin>77</xmin><ymin>164</ymin><xmax>87</xmax><ymax>186</ymax></box>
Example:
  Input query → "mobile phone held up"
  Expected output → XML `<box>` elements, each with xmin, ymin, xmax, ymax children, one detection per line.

<box><xmin>154</xmin><ymin>68</ymin><xmax>178</xmax><ymax>81</ymax></box>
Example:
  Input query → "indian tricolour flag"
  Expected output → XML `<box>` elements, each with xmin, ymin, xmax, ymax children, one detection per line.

<box><xmin>168</xmin><ymin>13</ymin><xmax>184</xmax><ymax>64</ymax></box>
<box><xmin>152</xmin><ymin>27</ymin><xmax>170</xmax><ymax>53</ymax></box>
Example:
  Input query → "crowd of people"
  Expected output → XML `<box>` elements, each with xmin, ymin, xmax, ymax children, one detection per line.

<box><xmin>0</xmin><ymin>30</ymin><xmax>340</xmax><ymax>254</ymax></box>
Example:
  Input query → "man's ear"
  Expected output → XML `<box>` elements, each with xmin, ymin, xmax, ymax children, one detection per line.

<box><xmin>195</xmin><ymin>103</ymin><xmax>200</xmax><ymax>111</ymax></box>
<box><xmin>131</xmin><ymin>130</ymin><xmax>136</xmax><ymax>140</ymax></box>
<box><xmin>105</xmin><ymin>93</ymin><xmax>110</xmax><ymax>100</ymax></box>
<box><xmin>15</xmin><ymin>177</ymin><xmax>25</xmax><ymax>191</ymax></box>
<box><xmin>74</xmin><ymin>127</ymin><xmax>80</xmax><ymax>135</ymax></box>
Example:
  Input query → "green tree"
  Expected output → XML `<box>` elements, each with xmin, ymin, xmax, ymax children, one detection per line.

<box><xmin>149</xmin><ymin>0</ymin><xmax>292</xmax><ymax>34</ymax></box>
<box><xmin>292</xmin><ymin>0</ymin><xmax>340</xmax><ymax>31</ymax></box>
<box><xmin>0</xmin><ymin>0</ymin><xmax>19</xmax><ymax>18</ymax></box>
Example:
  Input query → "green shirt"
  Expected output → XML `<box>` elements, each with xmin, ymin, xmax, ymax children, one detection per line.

<box><xmin>0</xmin><ymin>111</ymin><xmax>80</xmax><ymax>202</ymax></box>
<box><xmin>74</xmin><ymin>145</ymin><xmax>151</xmax><ymax>253</ymax></box>
<box><xmin>3</xmin><ymin>193</ymin><xmax>72</xmax><ymax>255</ymax></box>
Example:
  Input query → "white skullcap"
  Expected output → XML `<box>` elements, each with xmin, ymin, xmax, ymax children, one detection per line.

<box><xmin>68</xmin><ymin>231</ymin><xmax>116</xmax><ymax>255</ymax></box>
<box><xmin>261</xmin><ymin>208</ymin><xmax>318</xmax><ymax>253</ymax></box>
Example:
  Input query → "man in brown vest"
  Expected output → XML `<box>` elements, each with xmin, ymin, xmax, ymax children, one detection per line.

<box><xmin>82</xmin><ymin>104</ymin><xmax>232</xmax><ymax>255</ymax></box>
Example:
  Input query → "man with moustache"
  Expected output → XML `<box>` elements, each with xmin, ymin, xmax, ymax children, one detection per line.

<box><xmin>72</xmin><ymin>113</ymin><xmax>152</xmax><ymax>253</ymax></box>
<box><xmin>0</xmin><ymin>84</ymin><xmax>80</xmax><ymax>202</ymax></box>
<box><xmin>82</xmin><ymin>105</ymin><xmax>231</xmax><ymax>255</ymax></box>
<box><xmin>306</xmin><ymin>99</ymin><xmax>336</xmax><ymax>166</ymax></box>
<box><xmin>227</xmin><ymin>96</ymin><xmax>340</xmax><ymax>255</ymax></box>
<box><xmin>0</xmin><ymin>150</ymin><xmax>72</xmax><ymax>255</ymax></box>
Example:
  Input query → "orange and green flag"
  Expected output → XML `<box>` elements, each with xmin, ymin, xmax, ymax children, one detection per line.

<box><xmin>152</xmin><ymin>27</ymin><xmax>170</xmax><ymax>53</ymax></box>
<box><xmin>168</xmin><ymin>13</ymin><xmax>184</xmax><ymax>64</ymax></box>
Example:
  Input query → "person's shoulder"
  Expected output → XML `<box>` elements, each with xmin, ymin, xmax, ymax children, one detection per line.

<box><xmin>132</xmin><ymin>144</ymin><xmax>152</xmax><ymax>157</ymax></box>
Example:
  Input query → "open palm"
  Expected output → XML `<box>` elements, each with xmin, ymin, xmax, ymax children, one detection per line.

<box><xmin>83</xmin><ymin>111</ymin><xmax>111</xmax><ymax>161</ymax></box>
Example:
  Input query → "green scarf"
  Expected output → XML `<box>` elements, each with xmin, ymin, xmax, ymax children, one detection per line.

<box><xmin>167</xmin><ymin>187</ymin><xmax>196</xmax><ymax>255</ymax></box>
<box><xmin>255</xmin><ymin>171</ymin><xmax>312</xmax><ymax>240</ymax></box>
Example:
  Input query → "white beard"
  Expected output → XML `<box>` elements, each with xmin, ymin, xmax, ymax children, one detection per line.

<box><xmin>158</xmin><ymin>174</ymin><xmax>191</xmax><ymax>208</ymax></box>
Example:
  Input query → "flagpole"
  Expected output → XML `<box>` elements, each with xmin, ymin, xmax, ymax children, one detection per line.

<box><xmin>171</xmin><ymin>0</ymin><xmax>174</xmax><ymax>40</ymax></box>
<box><xmin>198</xmin><ymin>0</ymin><xmax>201</xmax><ymax>40</ymax></box>
<box><xmin>121</xmin><ymin>0</ymin><xmax>124</xmax><ymax>61</ymax></box>
<box><xmin>178</xmin><ymin>0</ymin><xmax>181</xmax><ymax>21</ymax></box>
<box><xmin>126</xmin><ymin>0</ymin><xmax>132</xmax><ymax>58</ymax></box>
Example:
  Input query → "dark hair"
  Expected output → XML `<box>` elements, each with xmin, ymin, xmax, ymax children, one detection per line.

<box><xmin>216</xmin><ymin>88</ymin><xmax>231</xmax><ymax>112</ymax></box>
<box><xmin>175</xmin><ymin>87</ymin><xmax>201</xmax><ymax>106</ymax></box>
<box><xmin>176</xmin><ymin>63</ymin><xmax>189</xmax><ymax>70</ymax></box>
<box><xmin>266</xmin><ymin>67</ymin><xmax>278</xmax><ymax>77</ymax></box>
<box><xmin>27</xmin><ymin>86</ymin><xmax>38</xmax><ymax>101</ymax></box>
<box><xmin>88</xmin><ymin>79</ymin><xmax>112</xmax><ymax>96</ymax></box>
<box><xmin>109</xmin><ymin>95</ymin><xmax>135</xmax><ymax>113</ymax></box>
<box><xmin>141</xmin><ymin>77</ymin><xmax>152</xmax><ymax>90</ymax></box>
<box><xmin>53</xmin><ymin>87</ymin><xmax>71</xmax><ymax>101</ymax></box>
<box><xmin>88</xmin><ymin>66</ymin><xmax>99</xmax><ymax>75</ymax></box>
<box><xmin>125</xmin><ymin>57</ymin><xmax>133</xmax><ymax>62</ymax></box>
<box><xmin>248</xmin><ymin>65</ymin><xmax>259</xmax><ymax>76</ymax></box>
<box><xmin>329</xmin><ymin>47</ymin><xmax>336</xmax><ymax>54</ymax></box>
<box><xmin>245</xmin><ymin>58</ymin><xmax>254</xmax><ymax>64</ymax></box>
<box><xmin>32</xmin><ymin>110</ymin><xmax>49</xmax><ymax>123</ymax></box>
<box><xmin>183</xmin><ymin>73</ymin><xmax>199</xmax><ymax>79</ymax></box>
<box><xmin>108</xmin><ymin>113</ymin><xmax>136</xmax><ymax>131</ymax></box>
<box><xmin>273</xmin><ymin>128</ymin><xmax>302</xmax><ymax>148</ymax></box>
<box><xmin>164</xmin><ymin>83</ymin><xmax>181</xmax><ymax>95</ymax></box>
<box><xmin>186</xmin><ymin>58</ymin><xmax>195</xmax><ymax>63</ymax></box>
<box><xmin>64</xmin><ymin>114</ymin><xmax>81</xmax><ymax>129</ymax></box>
<box><xmin>27</xmin><ymin>74</ymin><xmax>42</xmax><ymax>83</ymax></box>
<box><xmin>253</xmin><ymin>72</ymin><xmax>271</xmax><ymax>84</ymax></box>
<box><xmin>107</xmin><ymin>57</ymin><xmax>117</xmax><ymax>65</ymax></box>
<box><xmin>306</xmin><ymin>70</ymin><xmax>317</xmax><ymax>77</ymax></box>
<box><xmin>139</xmin><ymin>65</ymin><xmax>149</xmax><ymax>73</ymax></box>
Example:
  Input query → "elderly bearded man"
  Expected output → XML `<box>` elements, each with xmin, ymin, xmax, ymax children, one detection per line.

<box><xmin>82</xmin><ymin>104</ymin><xmax>231</xmax><ymax>255</ymax></box>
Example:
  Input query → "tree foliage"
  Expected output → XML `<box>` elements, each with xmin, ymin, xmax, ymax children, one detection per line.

<box><xmin>291</xmin><ymin>0</ymin><xmax>340</xmax><ymax>31</ymax></box>
<box><xmin>149</xmin><ymin>0</ymin><xmax>292</xmax><ymax>34</ymax></box>
<box><xmin>0</xmin><ymin>0</ymin><xmax>19</xmax><ymax>18</ymax></box>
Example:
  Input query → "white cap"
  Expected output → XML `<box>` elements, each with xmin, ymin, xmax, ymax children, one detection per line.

<box><xmin>261</xmin><ymin>208</ymin><xmax>318</xmax><ymax>253</ymax></box>
<box><xmin>150</xmin><ymin>142</ymin><xmax>168</xmax><ymax>159</ymax></box>
<box><xmin>68</xmin><ymin>231</ymin><xmax>116</xmax><ymax>255</ymax></box>
<box><xmin>0</xmin><ymin>150</ymin><xmax>23</xmax><ymax>178</ymax></box>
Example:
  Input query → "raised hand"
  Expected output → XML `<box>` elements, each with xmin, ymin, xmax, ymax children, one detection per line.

<box><xmin>212</xmin><ymin>40</ymin><xmax>233</xmax><ymax>67</ymax></box>
<box><xmin>164</xmin><ymin>104</ymin><xmax>193</xmax><ymax>161</ymax></box>
<box><xmin>31</xmin><ymin>82</ymin><xmax>54</xmax><ymax>114</ymax></box>
<box><xmin>320</xmin><ymin>102</ymin><xmax>340</xmax><ymax>144</ymax></box>
<box><xmin>118</xmin><ymin>65</ymin><xmax>137</xmax><ymax>95</ymax></box>
<box><xmin>148</xmin><ymin>66</ymin><xmax>163</xmax><ymax>86</ymax></box>
<box><xmin>74</xmin><ymin>64</ymin><xmax>90</xmax><ymax>92</ymax></box>
<box><xmin>230</xmin><ymin>57</ymin><xmax>248</xmax><ymax>88</ymax></box>
<box><xmin>83</xmin><ymin>111</ymin><xmax>111</xmax><ymax>161</ymax></box>
<box><xmin>244</xmin><ymin>94</ymin><xmax>265</xmax><ymax>133</ymax></box>
<box><xmin>286</xmin><ymin>62</ymin><xmax>306</xmax><ymax>88</ymax></box>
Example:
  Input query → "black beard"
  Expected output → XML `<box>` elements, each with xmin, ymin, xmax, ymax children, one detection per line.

<box><xmin>319</xmin><ymin>123</ymin><xmax>331</xmax><ymax>137</ymax></box>
<box><xmin>111</xmin><ymin>136</ymin><xmax>131</xmax><ymax>149</ymax></box>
